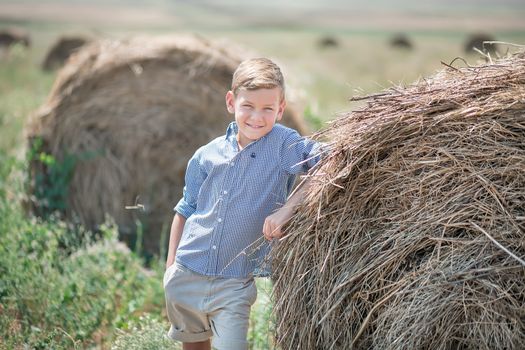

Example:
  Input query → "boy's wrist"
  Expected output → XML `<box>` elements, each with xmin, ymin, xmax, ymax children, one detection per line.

<box><xmin>279</xmin><ymin>204</ymin><xmax>295</xmax><ymax>217</ymax></box>
<box><xmin>166</xmin><ymin>257</ymin><xmax>175</xmax><ymax>269</ymax></box>
<box><xmin>274</xmin><ymin>204</ymin><xmax>296</xmax><ymax>227</ymax></box>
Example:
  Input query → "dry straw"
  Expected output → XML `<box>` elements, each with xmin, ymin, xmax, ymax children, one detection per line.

<box><xmin>272</xmin><ymin>51</ymin><xmax>525</xmax><ymax>349</ymax></box>
<box><xmin>26</xmin><ymin>35</ymin><xmax>307</xmax><ymax>254</ymax></box>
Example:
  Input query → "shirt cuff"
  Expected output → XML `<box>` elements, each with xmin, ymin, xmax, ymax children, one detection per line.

<box><xmin>174</xmin><ymin>198</ymin><xmax>195</xmax><ymax>218</ymax></box>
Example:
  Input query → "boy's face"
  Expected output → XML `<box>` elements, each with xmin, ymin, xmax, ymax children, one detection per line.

<box><xmin>225</xmin><ymin>87</ymin><xmax>285</xmax><ymax>149</ymax></box>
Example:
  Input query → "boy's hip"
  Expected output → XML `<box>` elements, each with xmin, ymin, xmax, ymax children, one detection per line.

<box><xmin>164</xmin><ymin>261</ymin><xmax>257</xmax><ymax>309</ymax></box>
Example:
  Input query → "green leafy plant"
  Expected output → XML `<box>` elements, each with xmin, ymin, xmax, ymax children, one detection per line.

<box><xmin>0</xmin><ymin>152</ymin><xmax>165</xmax><ymax>349</ymax></box>
<box><xmin>26</xmin><ymin>138</ymin><xmax>99</xmax><ymax>219</ymax></box>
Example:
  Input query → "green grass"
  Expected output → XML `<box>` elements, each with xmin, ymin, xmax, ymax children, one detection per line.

<box><xmin>0</xmin><ymin>45</ymin><xmax>54</xmax><ymax>155</ymax></box>
<box><xmin>112</xmin><ymin>315</ymin><xmax>180</xmax><ymax>350</ymax></box>
<box><xmin>249</xmin><ymin>279</ymin><xmax>275</xmax><ymax>349</ymax></box>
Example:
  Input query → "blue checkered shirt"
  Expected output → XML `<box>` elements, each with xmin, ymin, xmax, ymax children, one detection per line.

<box><xmin>174</xmin><ymin>122</ymin><xmax>323</xmax><ymax>278</ymax></box>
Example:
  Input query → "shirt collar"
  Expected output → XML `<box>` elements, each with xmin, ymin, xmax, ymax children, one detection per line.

<box><xmin>224</xmin><ymin>122</ymin><xmax>240</xmax><ymax>152</ymax></box>
<box><xmin>225</xmin><ymin>121</ymin><xmax>238</xmax><ymax>142</ymax></box>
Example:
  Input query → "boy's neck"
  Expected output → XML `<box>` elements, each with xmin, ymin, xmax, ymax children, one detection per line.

<box><xmin>236</xmin><ymin>134</ymin><xmax>245</xmax><ymax>150</ymax></box>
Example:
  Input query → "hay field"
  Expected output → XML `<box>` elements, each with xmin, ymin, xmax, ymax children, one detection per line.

<box><xmin>2</xmin><ymin>0</ymin><xmax>525</xmax><ymax>139</ymax></box>
<box><xmin>1</xmin><ymin>1</ymin><xmax>524</xmax><ymax>348</ymax></box>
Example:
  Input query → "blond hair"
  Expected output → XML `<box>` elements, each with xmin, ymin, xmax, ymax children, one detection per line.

<box><xmin>231</xmin><ymin>58</ymin><xmax>285</xmax><ymax>100</ymax></box>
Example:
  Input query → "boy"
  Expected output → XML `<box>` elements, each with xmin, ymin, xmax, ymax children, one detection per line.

<box><xmin>164</xmin><ymin>57</ymin><xmax>323</xmax><ymax>350</ymax></box>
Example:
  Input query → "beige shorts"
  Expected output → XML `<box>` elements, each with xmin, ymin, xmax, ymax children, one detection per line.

<box><xmin>163</xmin><ymin>261</ymin><xmax>257</xmax><ymax>350</ymax></box>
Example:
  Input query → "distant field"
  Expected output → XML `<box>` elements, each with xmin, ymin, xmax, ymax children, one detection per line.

<box><xmin>1</xmin><ymin>0</ymin><xmax>525</xmax><ymax>127</ymax></box>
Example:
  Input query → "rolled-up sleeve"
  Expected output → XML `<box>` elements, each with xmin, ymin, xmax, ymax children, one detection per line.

<box><xmin>280</xmin><ymin>130</ymin><xmax>325</xmax><ymax>175</ymax></box>
<box><xmin>174</xmin><ymin>150</ymin><xmax>207</xmax><ymax>218</ymax></box>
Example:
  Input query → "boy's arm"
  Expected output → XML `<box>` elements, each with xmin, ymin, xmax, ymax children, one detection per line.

<box><xmin>165</xmin><ymin>212</ymin><xmax>186</xmax><ymax>269</ymax></box>
<box><xmin>166</xmin><ymin>148</ymin><xmax>206</xmax><ymax>269</ymax></box>
<box><xmin>262</xmin><ymin>178</ymin><xmax>311</xmax><ymax>240</ymax></box>
<box><xmin>269</xmin><ymin>129</ymin><xmax>328</xmax><ymax>241</ymax></box>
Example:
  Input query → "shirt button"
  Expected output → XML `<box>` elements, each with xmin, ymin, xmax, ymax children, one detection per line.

<box><xmin>217</xmin><ymin>218</ymin><xmax>222</xmax><ymax>222</ymax></box>
<box><xmin>212</xmin><ymin>245</ymin><xmax>217</xmax><ymax>250</ymax></box>
<box><xmin>230</xmin><ymin>162</ymin><xmax>234</xmax><ymax>167</ymax></box>
<box><xmin>223</xmin><ymin>190</ymin><xmax>228</xmax><ymax>195</ymax></box>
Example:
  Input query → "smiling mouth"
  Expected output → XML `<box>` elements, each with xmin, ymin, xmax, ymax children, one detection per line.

<box><xmin>246</xmin><ymin>123</ymin><xmax>263</xmax><ymax>129</ymax></box>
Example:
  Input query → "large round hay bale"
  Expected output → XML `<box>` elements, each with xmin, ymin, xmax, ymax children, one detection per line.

<box><xmin>0</xmin><ymin>27</ymin><xmax>30</xmax><ymax>48</ymax></box>
<box><xmin>273</xmin><ymin>51</ymin><xmax>525</xmax><ymax>349</ymax></box>
<box><xmin>26</xmin><ymin>35</ymin><xmax>308</xmax><ymax>256</ymax></box>
<box><xmin>41</xmin><ymin>36</ymin><xmax>90</xmax><ymax>71</ymax></box>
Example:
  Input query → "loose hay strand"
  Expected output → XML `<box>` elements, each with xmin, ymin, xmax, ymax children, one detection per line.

<box><xmin>471</xmin><ymin>222</ymin><xmax>525</xmax><ymax>267</ymax></box>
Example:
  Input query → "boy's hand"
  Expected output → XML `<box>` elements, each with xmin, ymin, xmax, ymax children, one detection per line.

<box><xmin>263</xmin><ymin>206</ymin><xmax>294</xmax><ymax>240</ymax></box>
<box><xmin>263</xmin><ymin>177</ymin><xmax>312</xmax><ymax>241</ymax></box>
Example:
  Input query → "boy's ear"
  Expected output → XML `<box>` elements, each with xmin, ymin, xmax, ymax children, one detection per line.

<box><xmin>225</xmin><ymin>91</ymin><xmax>235</xmax><ymax>113</ymax></box>
<box><xmin>276</xmin><ymin>99</ymin><xmax>286</xmax><ymax>121</ymax></box>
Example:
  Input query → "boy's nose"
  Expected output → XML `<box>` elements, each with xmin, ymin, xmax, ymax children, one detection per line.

<box><xmin>249</xmin><ymin>110</ymin><xmax>264</xmax><ymax>120</ymax></box>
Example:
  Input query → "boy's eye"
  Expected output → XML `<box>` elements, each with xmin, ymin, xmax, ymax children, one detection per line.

<box><xmin>264</xmin><ymin>108</ymin><xmax>274</xmax><ymax>112</ymax></box>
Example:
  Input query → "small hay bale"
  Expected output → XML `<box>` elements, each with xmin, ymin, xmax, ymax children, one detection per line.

<box><xmin>42</xmin><ymin>36</ymin><xmax>90</xmax><ymax>71</ymax></box>
<box><xmin>0</xmin><ymin>27</ymin><xmax>30</xmax><ymax>48</ymax></box>
<box><xmin>389</xmin><ymin>33</ymin><xmax>413</xmax><ymax>50</ymax></box>
<box><xmin>26</xmin><ymin>35</ymin><xmax>307</xmax><ymax>255</ymax></box>
<box><xmin>273</xmin><ymin>51</ymin><xmax>525</xmax><ymax>349</ymax></box>
<box><xmin>318</xmin><ymin>36</ymin><xmax>339</xmax><ymax>49</ymax></box>
<box><xmin>464</xmin><ymin>33</ymin><xmax>498</xmax><ymax>55</ymax></box>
